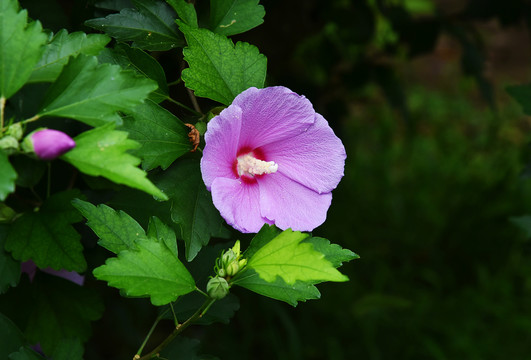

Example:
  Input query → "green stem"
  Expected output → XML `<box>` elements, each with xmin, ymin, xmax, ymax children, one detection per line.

<box><xmin>167</xmin><ymin>79</ymin><xmax>182</xmax><ymax>87</ymax></box>
<box><xmin>0</xmin><ymin>97</ymin><xmax>5</xmax><ymax>133</ymax></box>
<box><xmin>137</xmin><ymin>298</ymin><xmax>215</xmax><ymax>360</ymax></box>
<box><xmin>20</xmin><ymin>114</ymin><xmax>41</xmax><ymax>125</ymax></box>
<box><xmin>166</xmin><ymin>97</ymin><xmax>201</xmax><ymax>116</ymax></box>
<box><xmin>169</xmin><ymin>302</ymin><xmax>179</xmax><ymax>327</ymax></box>
<box><xmin>194</xmin><ymin>287</ymin><xmax>209</xmax><ymax>298</ymax></box>
<box><xmin>135</xmin><ymin>315</ymin><xmax>163</xmax><ymax>358</ymax></box>
<box><xmin>186</xmin><ymin>87</ymin><xmax>202</xmax><ymax>114</ymax></box>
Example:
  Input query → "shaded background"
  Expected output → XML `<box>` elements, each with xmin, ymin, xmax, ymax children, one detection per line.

<box><xmin>19</xmin><ymin>0</ymin><xmax>531</xmax><ymax>358</ymax></box>
<box><xmin>202</xmin><ymin>0</ymin><xmax>531</xmax><ymax>359</ymax></box>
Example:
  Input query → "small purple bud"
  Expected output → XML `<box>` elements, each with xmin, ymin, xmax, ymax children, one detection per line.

<box><xmin>31</xmin><ymin>129</ymin><xmax>76</xmax><ymax>160</ymax></box>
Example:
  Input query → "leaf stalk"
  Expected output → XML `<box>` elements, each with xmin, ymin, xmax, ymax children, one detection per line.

<box><xmin>137</xmin><ymin>298</ymin><xmax>216</xmax><ymax>360</ymax></box>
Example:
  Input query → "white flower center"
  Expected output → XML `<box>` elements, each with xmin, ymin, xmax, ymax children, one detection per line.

<box><xmin>237</xmin><ymin>153</ymin><xmax>278</xmax><ymax>177</ymax></box>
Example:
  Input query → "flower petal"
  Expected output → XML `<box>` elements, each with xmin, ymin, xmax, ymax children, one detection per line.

<box><xmin>234</xmin><ymin>87</ymin><xmax>316</xmax><ymax>149</ymax></box>
<box><xmin>258</xmin><ymin>172</ymin><xmax>332</xmax><ymax>231</ymax></box>
<box><xmin>201</xmin><ymin>105</ymin><xmax>243</xmax><ymax>189</ymax></box>
<box><xmin>260</xmin><ymin>114</ymin><xmax>346</xmax><ymax>194</ymax></box>
<box><xmin>211</xmin><ymin>177</ymin><xmax>269</xmax><ymax>233</ymax></box>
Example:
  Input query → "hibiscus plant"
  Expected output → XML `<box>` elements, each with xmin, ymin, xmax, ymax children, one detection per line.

<box><xmin>0</xmin><ymin>0</ymin><xmax>357</xmax><ymax>358</ymax></box>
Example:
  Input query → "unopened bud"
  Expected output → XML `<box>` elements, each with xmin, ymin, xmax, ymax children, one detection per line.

<box><xmin>6</xmin><ymin>123</ymin><xmax>23</xmax><ymax>140</ymax></box>
<box><xmin>225</xmin><ymin>261</ymin><xmax>240</xmax><ymax>277</ymax></box>
<box><xmin>0</xmin><ymin>135</ymin><xmax>19</xmax><ymax>152</ymax></box>
<box><xmin>23</xmin><ymin>129</ymin><xmax>76</xmax><ymax>160</ymax></box>
<box><xmin>207</xmin><ymin>276</ymin><xmax>230</xmax><ymax>299</ymax></box>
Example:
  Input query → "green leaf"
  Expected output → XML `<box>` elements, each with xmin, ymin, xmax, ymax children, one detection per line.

<box><xmin>62</xmin><ymin>124</ymin><xmax>168</xmax><ymax>200</ymax></box>
<box><xmin>147</xmin><ymin>216</ymin><xmax>178</xmax><ymax>257</ymax></box>
<box><xmin>25</xmin><ymin>274</ymin><xmax>103</xmax><ymax>355</ymax></box>
<box><xmin>28</xmin><ymin>30</ymin><xmax>110</xmax><ymax>83</ymax></box>
<box><xmin>98</xmin><ymin>44</ymin><xmax>169</xmax><ymax>103</ymax></box>
<box><xmin>242</xmin><ymin>224</ymin><xmax>281</xmax><ymax>260</ymax></box>
<box><xmin>209</xmin><ymin>0</ymin><xmax>265</xmax><ymax>36</ymax></box>
<box><xmin>232</xmin><ymin>268</ymin><xmax>321</xmax><ymax>306</ymax></box>
<box><xmin>0</xmin><ymin>151</ymin><xmax>17</xmax><ymax>201</ymax></box>
<box><xmin>8</xmin><ymin>347</ymin><xmax>45</xmax><ymax>360</ymax></box>
<box><xmin>0</xmin><ymin>313</ymin><xmax>26</xmax><ymax>358</ymax></box>
<box><xmin>155</xmin><ymin>159</ymin><xmax>229</xmax><ymax>261</ymax></box>
<box><xmin>507</xmin><ymin>84</ymin><xmax>531</xmax><ymax>116</ymax></box>
<box><xmin>166</xmin><ymin>0</ymin><xmax>198</xmax><ymax>27</ymax></box>
<box><xmin>245</xmin><ymin>228</ymin><xmax>349</xmax><ymax>285</ymax></box>
<box><xmin>0</xmin><ymin>224</ymin><xmax>20</xmax><ymax>294</ymax></box>
<box><xmin>52</xmin><ymin>338</ymin><xmax>84</xmax><ymax>360</ymax></box>
<box><xmin>179</xmin><ymin>21</ymin><xmax>267</xmax><ymax>105</ymax></box>
<box><xmin>304</xmin><ymin>237</ymin><xmax>359</xmax><ymax>267</ymax></box>
<box><xmin>5</xmin><ymin>190</ymin><xmax>86</xmax><ymax>272</ymax></box>
<box><xmin>71</xmin><ymin>199</ymin><xmax>146</xmax><ymax>254</ymax></box>
<box><xmin>0</xmin><ymin>0</ymin><xmax>47</xmax><ymax>99</ymax></box>
<box><xmin>85</xmin><ymin>0</ymin><xmax>184</xmax><ymax>51</ymax></box>
<box><xmin>93</xmin><ymin>237</ymin><xmax>195</xmax><ymax>306</ymax></box>
<box><xmin>121</xmin><ymin>100</ymin><xmax>191</xmax><ymax>171</ymax></box>
<box><xmin>38</xmin><ymin>55</ymin><xmax>157</xmax><ymax>127</ymax></box>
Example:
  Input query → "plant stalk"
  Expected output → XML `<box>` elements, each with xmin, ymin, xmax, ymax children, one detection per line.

<box><xmin>166</xmin><ymin>96</ymin><xmax>201</xmax><ymax>115</ymax></box>
<box><xmin>0</xmin><ymin>97</ymin><xmax>5</xmax><ymax>133</ymax></box>
<box><xmin>137</xmin><ymin>298</ymin><xmax>215</xmax><ymax>360</ymax></box>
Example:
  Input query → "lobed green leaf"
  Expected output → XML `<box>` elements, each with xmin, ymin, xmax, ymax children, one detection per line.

<box><xmin>39</xmin><ymin>55</ymin><xmax>157</xmax><ymax>127</ymax></box>
<box><xmin>147</xmin><ymin>216</ymin><xmax>178</xmax><ymax>257</ymax></box>
<box><xmin>232</xmin><ymin>268</ymin><xmax>321</xmax><ymax>307</ymax></box>
<box><xmin>98</xmin><ymin>44</ymin><xmax>169</xmax><ymax>103</ymax></box>
<box><xmin>0</xmin><ymin>313</ymin><xmax>26</xmax><ymax>357</ymax></box>
<box><xmin>166</xmin><ymin>0</ymin><xmax>198</xmax><ymax>27</ymax></box>
<box><xmin>62</xmin><ymin>124</ymin><xmax>168</xmax><ymax>200</ymax></box>
<box><xmin>179</xmin><ymin>21</ymin><xmax>267</xmax><ymax>105</ymax></box>
<box><xmin>209</xmin><ymin>0</ymin><xmax>265</xmax><ymax>36</ymax></box>
<box><xmin>85</xmin><ymin>0</ymin><xmax>184</xmax><ymax>51</ymax></box>
<box><xmin>5</xmin><ymin>190</ymin><xmax>86</xmax><ymax>272</ymax></box>
<box><xmin>0</xmin><ymin>0</ymin><xmax>47</xmax><ymax>99</ymax></box>
<box><xmin>245</xmin><ymin>228</ymin><xmax>349</xmax><ymax>285</ymax></box>
<box><xmin>0</xmin><ymin>151</ymin><xmax>17</xmax><ymax>201</ymax></box>
<box><xmin>93</xmin><ymin>237</ymin><xmax>195</xmax><ymax>306</ymax></box>
<box><xmin>304</xmin><ymin>237</ymin><xmax>359</xmax><ymax>267</ymax></box>
<box><xmin>121</xmin><ymin>100</ymin><xmax>191</xmax><ymax>171</ymax></box>
<box><xmin>154</xmin><ymin>159</ymin><xmax>230</xmax><ymax>261</ymax></box>
<box><xmin>28</xmin><ymin>30</ymin><xmax>110</xmax><ymax>83</ymax></box>
<box><xmin>71</xmin><ymin>199</ymin><xmax>146</xmax><ymax>254</ymax></box>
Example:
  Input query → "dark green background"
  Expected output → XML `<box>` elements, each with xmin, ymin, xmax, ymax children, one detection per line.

<box><xmin>17</xmin><ymin>0</ymin><xmax>531</xmax><ymax>359</ymax></box>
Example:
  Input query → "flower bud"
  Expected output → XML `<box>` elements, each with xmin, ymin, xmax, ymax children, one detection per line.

<box><xmin>215</xmin><ymin>240</ymin><xmax>247</xmax><ymax>278</ymax></box>
<box><xmin>225</xmin><ymin>260</ymin><xmax>240</xmax><ymax>277</ymax></box>
<box><xmin>0</xmin><ymin>135</ymin><xmax>19</xmax><ymax>152</ymax></box>
<box><xmin>207</xmin><ymin>276</ymin><xmax>230</xmax><ymax>299</ymax></box>
<box><xmin>6</xmin><ymin>123</ymin><xmax>23</xmax><ymax>140</ymax></box>
<box><xmin>221</xmin><ymin>249</ymin><xmax>237</xmax><ymax>267</ymax></box>
<box><xmin>24</xmin><ymin>129</ymin><xmax>76</xmax><ymax>160</ymax></box>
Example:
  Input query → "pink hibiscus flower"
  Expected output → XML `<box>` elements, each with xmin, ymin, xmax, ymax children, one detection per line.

<box><xmin>201</xmin><ymin>86</ymin><xmax>346</xmax><ymax>233</ymax></box>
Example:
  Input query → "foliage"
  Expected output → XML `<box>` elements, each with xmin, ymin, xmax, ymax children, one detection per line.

<box><xmin>2</xmin><ymin>0</ymin><xmax>531</xmax><ymax>359</ymax></box>
<box><xmin>0</xmin><ymin>0</ymin><xmax>355</xmax><ymax>359</ymax></box>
